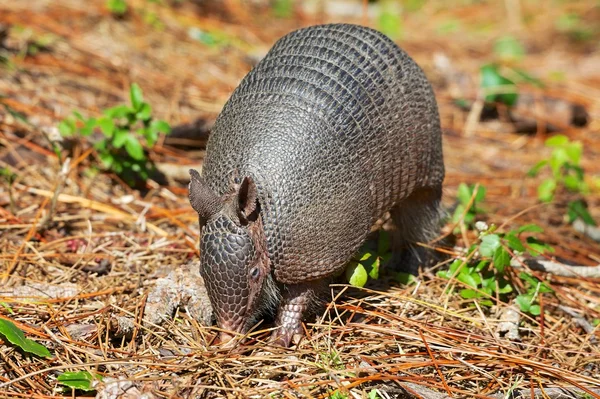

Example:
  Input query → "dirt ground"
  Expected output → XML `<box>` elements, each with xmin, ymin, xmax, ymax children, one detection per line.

<box><xmin>0</xmin><ymin>0</ymin><xmax>599</xmax><ymax>398</ymax></box>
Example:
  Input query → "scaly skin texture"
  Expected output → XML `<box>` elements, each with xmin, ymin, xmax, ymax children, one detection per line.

<box><xmin>189</xmin><ymin>23</ymin><xmax>445</xmax><ymax>346</ymax></box>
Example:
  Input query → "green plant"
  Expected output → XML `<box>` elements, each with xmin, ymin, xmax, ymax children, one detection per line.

<box><xmin>528</xmin><ymin>135</ymin><xmax>595</xmax><ymax>226</ymax></box>
<box><xmin>480</xmin><ymin>36</ymin><xmax>543</xmax><ymax>107</ymax></box>
<box><xmin>107</xmin><ymin>0</ymin><xmax>128</xmax><ymax>16</ymax></box>
<box><xmin>555</xmin><ymin>13</ymin><xmax>595</xmax><ymax>42</ymax></box>
<box><xmin>328</xmin><ymin>391</ymin><xmax>348</xmax><ymax>399</ymax></box>
<box><xmin>0</xmin><ymin>318</ymin><xmax>52</xmax><ymax>358</ymax></box>
<box><xmin>368</xmin><ymin>389</ymin><xmax>382</xmax><ymax>399</ymax></box>
<box><xmin>273</xmin><ymin>0</ymin><xmax>294</xmax><ymax>18</ymax></box>
<box><xmin>57</xmin><ymin>371</ymin><xmax>103</xmax><ymax>392</ymax></box>
<box><xmin>378</xmin><ymin>1</ymin><xmax>403</xmax><ymax>40</ymax></box>
<box><xmin>451</xmin><ymin>183</ymin><xmax>486</xmax><ymax>232</ymax></box>
<box><xmin>438</xmin><ymin>223</ymin><xmax>554</xmax><ymax>315</ymax></box>
<box><xmin>59</xmin><ymin>83</ymin><xmax>170</xmax><ymax>186</ymax></box>
<box><xmin>345</xmin><ymin>231</ymin><xmax>392</xmax><ymax>288</ymax></box>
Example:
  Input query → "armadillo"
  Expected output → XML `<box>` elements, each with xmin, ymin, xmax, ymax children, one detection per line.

<box><xmin>189</xmin><ymin>23</ymin><xmax>444</xmax><ymax>346</ymax></box>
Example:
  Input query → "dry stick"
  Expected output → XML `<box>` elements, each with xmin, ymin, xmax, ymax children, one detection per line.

<box><xmin>2</xmin><ymin>196</ymin><xmax>49</xmax><ymax>285</ymax></box>
<box><xmin>418</xmin><ymin>329</ymin><xmax>452</xmax><ymax>397</ymax></box>
<box><xmin>510</xmin><ymin>257</ymin><xmax>600</xmax><ymax>278</ymax></box>
<box><xmin>37</xmin><ymin>158</ymin><xmax>70</xmax><ymax>231</ymax></box>
<box><xmin>17</xmin><ymin>185</ymin><xmax>168</xmax><ymax>236</ymax></box>
<box><xmin>573</xmin><ymin>219</ymin><xmax>600</xmax><ymax>243</ymax></box>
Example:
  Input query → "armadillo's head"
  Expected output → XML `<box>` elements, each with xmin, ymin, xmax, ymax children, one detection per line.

<box><xmin>188</xmin><ymin>169</ymin><xmax>276</xmax><ymax>343</ymax></box>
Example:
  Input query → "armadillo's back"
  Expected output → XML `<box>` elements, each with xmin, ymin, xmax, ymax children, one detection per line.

<box><xmin>201</xmin><ymin>24</ymin><xmax>444</xmax><ymax>284</ymax></box>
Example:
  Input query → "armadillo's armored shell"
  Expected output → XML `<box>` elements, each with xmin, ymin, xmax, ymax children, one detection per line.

<box><xmin>201</xmin><ymin>24</ymin><xmax>444</xmax><ymax>285</ymax></box>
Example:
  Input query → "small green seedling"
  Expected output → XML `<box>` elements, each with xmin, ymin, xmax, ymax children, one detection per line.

<box><xmin>378</xmin><ymin>1</ymin><xmax>403</xmax><ymax>40</ymax></box>
<box><xmin>273</xmin><ymin>0</ymin><xmax>294</xmax><ymax>18</ymax></box>
<box><xmin>57</xmin><ymin>371</ymin><xmax>103</xmax><ymax>392</ymax></box>
<box><xmin>346</xmin><ymin>231</ymin><xmax>392</xmax><ymax>288</ymax></box>
<box><xmin>451</xmin><ymin>183</ymin><xmax>487</xmax><ymax>232</ymax></box>
<box><xmin>0</xmin><ymin>318</ymin><xmax>52</xmax><ymax>358</ymax></box>
<box><xmin>439</xmin><ymin>192</ymin><xmax>555</xmax><ymax>316</ymax></box>
<box><xmin>480</xmin><ymin>36</ymin><xmax>543</xmax><ymax>107</ymax></box>
<box><xmin>328</xmin><ymin>391</ymin><xmax>348</xmax><ymax>399</ymax></box>
<box><xmin>59</xmin><ymin>83</ymin><xmax>170</xmax><ymax>186</ymax></box>
<box><xmin>514</xmin><ymin>272</ymin><xmax>553</xmax><ymax>316</ymax></box>
<box><xmin>528</xmin><ymin>135</ymin><xmax>595</xmax><ymax>226</ymax></box>
<box><xmin>107</xmin><ymin>0</ymin><xmax>128</xmax><ymax>16</ymax></box>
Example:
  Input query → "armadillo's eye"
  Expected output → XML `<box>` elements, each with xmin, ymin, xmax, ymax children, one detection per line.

<box><xmin>250</xmin><ymin>266</ymin><xmax>260</xmax><ymax>280</ymax></box>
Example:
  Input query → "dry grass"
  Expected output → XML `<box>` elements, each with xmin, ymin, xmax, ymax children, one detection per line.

<box><xmin>0</xmin><ymin>0</ymin><xmax>599</xmax><ymax>397</ymax></box>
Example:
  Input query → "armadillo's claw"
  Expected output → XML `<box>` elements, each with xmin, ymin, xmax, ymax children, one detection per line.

<box><xmin>270</xmin><ymin>326</ymin><xmax>303</xmax><ymax>347</ymax></box>
<box><xmin>270</xmin><ymin>328</ymin><xmax>293</xmax><ymax>347</ymax></box>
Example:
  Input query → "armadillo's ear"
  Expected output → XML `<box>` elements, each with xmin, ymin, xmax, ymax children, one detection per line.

<box><xmin>237</xmin><ymin>176</ymin><xmax>260</xmax><ymax>224</ymax></box>
<box><xmin>189</xmin><ymin>169</ymin><xmax>223</xmax><ymax>218</ymax></box>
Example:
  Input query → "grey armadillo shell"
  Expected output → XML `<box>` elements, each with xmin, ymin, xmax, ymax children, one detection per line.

<box><xmin>201</xmin><ymin>24</ymin><xmax>444</xmax><ymax>285</ymax></box>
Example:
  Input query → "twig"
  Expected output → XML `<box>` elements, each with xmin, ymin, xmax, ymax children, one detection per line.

<box><xmin>510</xmin><ymin>257</ymin><xmax>600</xmax><ymax>278</ymax></box>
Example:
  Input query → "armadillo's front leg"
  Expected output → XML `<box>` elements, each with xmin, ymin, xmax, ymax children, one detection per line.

<box><xmin>271</xmin><ymin>282</ymin><xmax>325</xmax><ymax>347</ymax></box>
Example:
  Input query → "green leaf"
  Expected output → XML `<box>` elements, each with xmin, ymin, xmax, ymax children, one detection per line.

<box><xmin>130</xmin><ymin>83</ymin><xmax>144</xmax><ymax>111</ymax></box>
<box><xmin>497</xmin><ymin>279</ymin><xmax>514</xmax><ymax>294</ymax></box>
<box><xmin>368</xmin><ymin>389</ymin><xmax>381</xmax><ymax>399</ymax></box>
<box><xmin>367</xmin><ymin>257</ymin><xmax>380</xmax><ymax>280</ymax></box>
<box><xmin>124</xmin><ymin>136</ymin><xmax>145</xmax><ymax>160</ymax></box>
<box><xmin>58</xmin><ymin>119</ymin><xmax>75</xmax><ymax>137</ymax></box>
<box><xmin>273</xmin><ymin>0</ymin><xmax>294</xmax><ymax>18</ymax></box>
<box><xmin>379</xmin><ymin>10</ymin><xmax>403</xmax><ymax>40</ymax></box>
<box><xmin>136</xmin><ymin>102</ymin><xmax>152</xmax><ymax>121</ymax></box>
<box><xmin>104</xmin><ymin>105</ymin><xmax>130</xmax><ymax>119</ymax></box>
<box><xmin>519</xmin><ymin>272</ymin><xmax>538</xmax><ymax>286</ymax></box>
<box><xmin>81</xmin><ymin>118</ymin><xmax>97</xmax><ymax>137</ymax></box>
<box><xmin>564</xmin><ymin>142</ymin><xmax>582</xmax><ymax>165</ymax></box>
<box><xmin>517</xmin><ymin>224</ymin><xmax>544</xmax><ymax>234</ymax></box>
<box><xmin>529</xmin><ymin>304</ymin><xmax>541</xmax><ymax>316</ymax></box>
<box><xmin>57</xmin><ymin>371</ymin><xmax>103</xmax><ymax>392</ymax></box>
<box><xmin>515</xmin><ymin>294</ymin><xmax>533</xmax><ymax>313</ymax></box>
<box><xmin>107</xmin><ymin>0</ymin><xmax>127</xmax><ymax>15</ymax></box>
<box><xmin>538</xmin><ymin>281</ymin><xmax>554</xmax><ymax>294</ymax></box>
<box><xmin>457</xmin><ymin>271</ymin><xmax>478</xmax><ymax>288</ymax></box>
<box><xmin>97</xmin><ymin>117</ymin><xmax>115</xmax><ymax>137</ymax></box>
<box><xmin>112</xmin><ymin>129</ymin><xmax>129</xmax><ymax>148</ymax></box>
<box><xmin>526</xmin><ymin>237</ymin><xmax>554</xmax><ymax>256</ymax></box>
<box><xmin>474</xmin><ymin>185</ymin><xmax>487</xmax><ymax>203</ymax></box>
<box><xmin>377</xmin><ymin>230</ymin><xmax>391</xmax><ymax>255</ymax></box>
<box><xmin>545</xmin><ymin>134</ymin><xmax>569</xmax><ymax>147</ymax></box>
<box><xmin>480</xmin><ymin>64</ymin><xmax>518</xmax><ymax>106</ymax></box>
<box><xmin>480</xmin><ymin>234</ymin><xmax>501</xmax><ymax>257</ymax></box>
<box><xmin>392</xmin><ymin>272</ymin><xmax>416</xmax><ymax>285</ymax></box>
<box><xmin>346</xmin><ymin>263</ymin><xmax>368</xmax><ymax>288</ymax></box>
<box><xmin>493</xmin><ymin>35</ymin><xmax>525</xmax><ymax>61</ymax></box>
<box><xmin>493</xmin><ymin>246</ymin><xmax>510</xmax><ymax>273</ymax></box>
<box><xmin>527</xmin><ymin>160</ymin><xmax>548</xmax><ymax>177</ymax></box>
<box><xmin>550</xmin><ymin>148</ymin><xmax>569</xmax><ymax>176</ymax></box>
<box><xmin>98</xmin><ymin>152</ymin><xmax>114</xmax><ymax>169</ymax></box>
<box><xmin>357</xmin><ymin>251</ymin><xmax>373</xmax><ymax>262</ymax></box>
<box><xmin>448</xmin><ymin>258</ymin><xmax>465</xmax><ymax>274</ymax></box>
<box><xmin>456</xmin><ymin>183</ymin><xmax>472</xmax><ymax>205</ymax></box>
<box><xmin>567</xmin><ymin>200</ymin><xmax>596</xmax><ymax>226</ymax></box>
<box><xmin>150</xmin><ymin>119</ymin><xmax>171</xmax><ymax>134</ymax></box>
<box><xmin>474</xmin><ymin>259</ymin><xmax>490</xmax><ymax>272</ymax></box>
<box><xmin>537</xmin><ymin>178</ymin><xmax>557</xmax><ymax>202</ymax></box>
<box><xmin>563</xmin><ymin>175</ymin><xmax>581</xmax><ymax>192</ymax></box>
<box><xmin>451</xmin><ymin>204</ymin><xmax>466</xmax><ymax>225</ymax></box>
<box><xmin>0</xmin><ymin>318</ymin><xmax>52</xmax><ymax>358</ymax></box>
<box><xmin>460</xmin><ymin>289</ymin><xmax>480</xmax><ymax>299</ymax></box>
<box><xmin>512</xmin><ymin>68</ymin><xmax>544</xmax><ymax>88</ymax></box>
<box><xmin>505</xmin><ymin>232</ymin><xmax>525</xmax><ymax>252</ymax></box>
